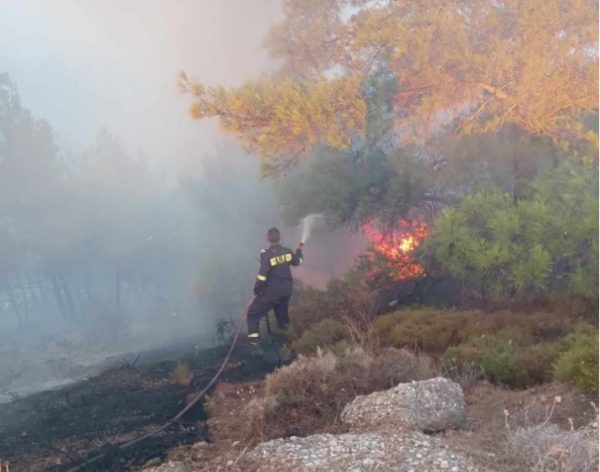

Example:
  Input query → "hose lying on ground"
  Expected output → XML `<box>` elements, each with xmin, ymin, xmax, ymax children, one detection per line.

<box><xmin>65</xmin><ymin>298</ymin><xmax>250</xmax><ymax>472</ymax></box>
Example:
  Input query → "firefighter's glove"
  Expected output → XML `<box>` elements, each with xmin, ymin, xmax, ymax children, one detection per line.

<box><xmin>254</xmin><ymin>280</ymin><xmax>266</xmax><ymax>296</ymax></box>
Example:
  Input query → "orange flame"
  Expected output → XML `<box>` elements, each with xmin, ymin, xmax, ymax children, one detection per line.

<box><xmin>362</xmin><ymin>220</ymin><xmax>428</xmax><ymax>281</ymax></box>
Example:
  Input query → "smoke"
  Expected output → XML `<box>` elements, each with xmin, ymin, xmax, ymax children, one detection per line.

<box><xmin>0</xmin><ymin>1</ymin><xmax>286</xmax><ymax>400</ymax></box>
<box><xmin>0</xmin><ymin>0</ymin><xmax>369</xmax><ymax>401</ymax></box>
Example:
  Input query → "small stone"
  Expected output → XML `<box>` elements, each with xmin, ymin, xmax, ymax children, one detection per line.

<box><xmin>144</xmin><ymin>457</ymin><xmax>161</xmax><ymax>467</ymax></box>
<box><xmin>226</xmin><ymin>460</ymin><xmax>234</xmax><ymax>466</ymax></box>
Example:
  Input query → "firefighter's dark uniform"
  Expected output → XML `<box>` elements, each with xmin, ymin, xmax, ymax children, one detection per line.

<box><xmin>247</xmin><ymin>244</ymin><xmax>303</xmax><ymax>338</ymax></box>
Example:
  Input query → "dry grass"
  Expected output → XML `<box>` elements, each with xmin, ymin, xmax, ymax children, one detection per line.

<box><xmin>242</xmin><ymin>346</ymin><xmax>435</xmax><ymax>440</ymax></box>
<box><xmin>170</xmin><ymin>361</ymin><xmax>193</xmax><ymax>387</ymax></box>
<box><xmin>503</xmin><ymin>398</ymin><xmax>599</xmax><ymax>472</ymax></box>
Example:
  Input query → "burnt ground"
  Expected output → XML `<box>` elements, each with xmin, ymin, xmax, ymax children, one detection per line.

<box><xmin>0</xmin><ymin>340</ymin><xmax>280</xmax><ymax>472</ymax></box>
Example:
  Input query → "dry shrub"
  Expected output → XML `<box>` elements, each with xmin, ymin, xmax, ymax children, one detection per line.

<box><xmin>243</xmin><ymin>347</ymin><xmax>435</xmax><ymax>439</ymax></box>
<box><xmin>373</xmin><ymin>308</ymin><xmax>477</xmax><ymax>353</ymax></box>
<box><xmin>374</xmin><ymin>308</ymin><xmax>579</xmax><ymax>356</ymax></box>
<box><xmin>369</xmin><ymin>347</ymin><xmax>435</xmax><ymax>390</ymax></box>
<box><xmin>503</xmin><ymin>399</ymin><xmax>599</xmax><ymax>472</ymax></box>
<box><xmin>289</xmin><ymin>280</ymin><xmax>374</xmax><ymax>336</ymax></box>
<box><xmin>171</xmin><ymin>361</ymin><xmax>192</xmax><ymax>387</ymax></box>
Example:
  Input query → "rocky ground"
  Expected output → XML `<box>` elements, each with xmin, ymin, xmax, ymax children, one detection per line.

<box><xmin>140</xmin><ymin>378</ymin><xmax>597</xmax><ymax>472</ymax></box>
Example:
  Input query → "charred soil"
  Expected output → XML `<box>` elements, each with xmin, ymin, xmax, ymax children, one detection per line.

<box><xmin>0</xmin><ymin>342</ymin><xmax>279</xmax><ymax>471</ymax></box>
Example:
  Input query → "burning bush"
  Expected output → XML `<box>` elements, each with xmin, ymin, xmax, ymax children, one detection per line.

<box><xmin>361</xmin><ymin>219</ymin><xmax>428</xmax><ymax>282</ymax></box>
<box><xmin>243</xmin><ymin>347</ymin><xmax>435</xmax><ymax>439</ymax></box>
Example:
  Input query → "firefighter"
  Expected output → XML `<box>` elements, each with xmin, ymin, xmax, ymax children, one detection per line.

<box><xmin>247</xmin><ymin>227</ymin><xmax>303</xmax><ymax>342</ymax></box>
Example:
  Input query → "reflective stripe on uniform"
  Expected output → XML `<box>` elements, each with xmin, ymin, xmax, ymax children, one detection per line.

<box><xmin>248</xmin><ymin>332</ymin><xmax>260</xmax><ymax>338</ymax></box>
<box><xmin>256</xmin><ymin>274</ymin><xmax>267</xmax><ymax>281</ymax></box>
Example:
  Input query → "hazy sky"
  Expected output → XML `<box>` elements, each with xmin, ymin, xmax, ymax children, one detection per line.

<box><xmin>0</xmin><ymin>0</ymin><xmax>281</xmax><ymax>170</ymax></box>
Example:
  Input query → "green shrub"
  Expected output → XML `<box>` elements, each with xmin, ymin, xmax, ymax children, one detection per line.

<box><xmin>516</xmin><ymin>342</ymin><xmax>562</xmax><ymax>384</ymax></box>
<box><xmin>374</xmin><ymin>308</ymin><xmax>579</xmax><ymax>358</ymax></box>
<box><xmin>422</xmin><ymin>160</ymin><xmax>599</xmax><ymax>301</ymax></box>
<box><xmin>373</xmin><ymin>308</ymin><xmax>483</xmax><ymax>353</ymax></box>
<box><xmin>290</xmin><ymin>318</ymin><xmax>349</xmax><ymax>355</ymax></box>
<box><xmin>443</xmin><ymin>334</ymin><xmax>532</xmax><ymax>388</ymax></box>
<box><xmin>472</xmin><ymin>335</ymin><xmax>529</xmax><ymax>388</ymax></box>
<box><xmin>553</xmin><ymin>328</ymin><xmax>599</xmax><ymax>394</ymax></box>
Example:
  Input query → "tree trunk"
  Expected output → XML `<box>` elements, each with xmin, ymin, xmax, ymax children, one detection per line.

<box><xmin>59</xmin><ymin>273</ymin><xmax>77</xmax><ymax>321</ymax></box>
<box><xmin>115</xmin><ymin>268</ymin><xmax>121</xmax><ymax>313</ymax></box>
<box><xmin>36</xmin><ymin>271</ymin><xmax>50</xmax><ymax>304</ymax></box>
<box><xmin>6</xmin><ymin>281</ymin><xmax>23</xmax><ymax>332</ymax></box>
<box><xmin>52</xmin><ymin>273</ymin><xmax>70</xmax><ymax>320</ymax></box>
<box><xmin>17</xmin><ymin>274</ymin><xmax>30</xmax><ymax>322</ymax></box>
<box><xmin>84</xmin><ymin>266</ymin><xmax>92</xmax><ymax>301</ymax></box>
<box><xmin>26</xmin><ymin>271</ymin><xmax>41</xmax><ymax>303</ymax></box>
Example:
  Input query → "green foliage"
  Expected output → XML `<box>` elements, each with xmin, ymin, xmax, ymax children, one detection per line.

<box><xmin>553</xmin><ymin>328</ymin><xmax>599</xmax><ymax>394</ymax></box>
<box><xmin>290</xmin><ymin>318</ymin><xmax>349</xmax><ymax>355</ymax></box>
<box><xmin>372</xmin><ymin>308</ymin><xmax>574</xmax><ymax>356</ymax></box>
<box><xmin>517</xmin><ymin>342</ymin><xmax>562</xmax><ymax>384</ymax></box>
<box><xmin>423</xmin><ymin>160</ymin><xmax>598</xmax><ymax>300</ymax></box>
<box><xmin>373</xmin><ymin>309</ymin><xmax>477</xmax><ymax>353</ymax></box>
<box><xmin>442</xmin><ymin>322</ymin><xmax>597</xmax><ymax>389</ymax></box>
<box><xmin>443</xmin><ymin>335</ymin><xmax>529</xmax><ymax>388</ymax></box>
<box><xmin>276</xmin><ymin>147</ymin><xmax>430</xmax><ymax>229</ymax></box>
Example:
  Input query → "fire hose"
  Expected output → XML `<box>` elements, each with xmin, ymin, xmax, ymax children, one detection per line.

<box><xmin>65</xmin><ymin>298</ymin><xmax>251</xmax><ymax>472</ymax></box>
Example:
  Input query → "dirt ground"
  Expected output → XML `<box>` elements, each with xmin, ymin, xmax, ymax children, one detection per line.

<box><xmin>442</xmin><ymin>381</ymin><xmax>598</xmax><ymax>470</ymax></box>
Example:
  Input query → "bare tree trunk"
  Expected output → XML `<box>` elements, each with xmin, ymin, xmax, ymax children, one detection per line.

<box><xmin>58</xmin><ymin>273</ymin><xmax>77</xmax><ymax>321</ymax></box>
<box><xmin>26</xmin><ymin>271</ymin><xmax>41</xmax><ymax>303</ymax></box>
<box><xmin>115</xmin><ymin>268</ymin><xmax>121</xmax><ymax>313</ymax></box>
<box><xmin>52</xmin><ymin>273</ymin><xmax>70</xmax><ymax>320</ymax></box>
<box><xmin>85</xmin><ymin>266</ymin><xmax>92</xmax><ymax>301</ymax></box>
<box><xmin>16</xmin><ymin>274</ymin><xmax>30</xmax><ymax>322</ymax></box>
<box><xmin>6</xmin><ymin>281</ymin><xmax>23</xmax><ymax>332</ymax></box>
<box><xmin>36</xmin><ymin>271</ymin><xmax>50</xmax><ymax>304</ymax></box>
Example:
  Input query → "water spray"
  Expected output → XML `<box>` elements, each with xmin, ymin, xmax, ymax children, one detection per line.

<box><xmin>300</xmin><ymin>213</ymin><xmax>322</xmax><ymax>245</ymax></box>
